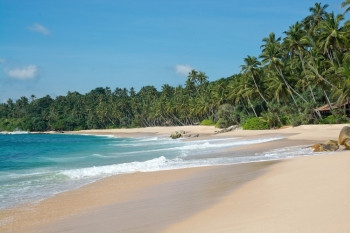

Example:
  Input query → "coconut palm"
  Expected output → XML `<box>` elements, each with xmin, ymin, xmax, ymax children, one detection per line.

<box><xmin>284</xmin><ymin>22</ymin><xmax>319</xmax><ymax>105</ymax></box>
<box><xmin>303</xmin><ymin>2</ymin><xmax>329</xmax><ymax>35</ymax></box>
<box><xmin>334</xmin><ymin>53</ymin><xmax>350</xmax><ymax>105</ymax></box>
<box><xmin>342</xmin><ymin>0</ymin><xmax>350</xmax><ymax>14</ymax></box>
<box><xmin>260</xmin><ymin>32</ymin><xmax>306</xmax><ymax>107</ymax></box>
<box><xmin>317</xmin><ymin>12</ymin><xmax>347</xmax><ymax>65</ymax></box>
<box><xmin>241</xmin><ymin>56</ymin><xmax>268</xmax><ymax>104</ymax></box>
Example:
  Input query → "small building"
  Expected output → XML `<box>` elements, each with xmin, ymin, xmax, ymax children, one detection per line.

<box><xmin>314</xmin><ymin>101</ymin><xmax>350</xmax><ymax>117</ymax></box>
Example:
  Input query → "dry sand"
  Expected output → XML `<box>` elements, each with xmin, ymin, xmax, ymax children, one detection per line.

<box><xmin>1</xmin><ymin>124</ymin><xmax>349</xmax><ymax>233</ymax></box>
<box><xmin>164</xmin><ymin>152</ymin><xmax>350</xmax><ymax>233</ymax></box>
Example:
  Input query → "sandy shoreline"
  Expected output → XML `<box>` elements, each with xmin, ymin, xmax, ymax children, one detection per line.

<box><xmin>1</xmin><ymin>124</ymin><xmax>349</xmax><ymax>233</ymax></box>
<box><xmin>164</xmin><ymin>152</ymin><xmax>350</xmax><ymax>233</ymax></box>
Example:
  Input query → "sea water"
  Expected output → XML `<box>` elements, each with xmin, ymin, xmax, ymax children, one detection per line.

<box><xmin>0</xmin><ymin>133</ymin><xmax>314</xmax><ymax>210</ymax></box>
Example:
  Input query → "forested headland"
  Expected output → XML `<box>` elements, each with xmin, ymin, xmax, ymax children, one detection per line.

<box><xmin>1</xmin><ymin>1</ymin><xmax>350</xmax><ymax>132</ymax></box>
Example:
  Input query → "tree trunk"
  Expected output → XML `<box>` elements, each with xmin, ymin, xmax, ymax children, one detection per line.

<box><xmin>274</xmin><ymin>64</ymin><xmax>301</xmax><ymax>108</ymax></box>
<box><xmin>299</xmin><ymin>53</ymin><xmax>317</xmax><ymax>104</ymax></box>
<box><xmin>322</xmin><ymin>86</ymin><xmax>334</xmax><ymax>112</ymax></box>
<box><xmin>307</xmin><ymin>62</ymin><xmax>337</xmax><ymax>89</ymax></box>
<box><xmin>251</xmin><ymin>73</ymin><xmax>268</xmax><ymax>104</ymax></box>
<box><xmin>247</xmin><ymin>96</ymin><xmax>258</xmax><ymax>117</ymax></box>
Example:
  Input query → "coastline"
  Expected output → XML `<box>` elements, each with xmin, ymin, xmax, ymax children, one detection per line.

<box><xmin>66</xmin><ymin>124</ymin><xmax>349</xmax><ymax>141</ymax></box>
<box><xmin>1</xmin><ymin>124</ymin><xmax>349</xmax><ymax>233</ymax></box>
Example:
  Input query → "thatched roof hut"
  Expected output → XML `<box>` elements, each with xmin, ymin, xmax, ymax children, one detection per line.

<box><xmin>314</xmin><ymin>101</ymin><xmax>350</xmax><ymax>117</ymax></box>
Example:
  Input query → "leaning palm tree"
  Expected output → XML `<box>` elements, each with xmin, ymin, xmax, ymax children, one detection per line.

<box><xmin>284</xmin><ymin>22</ymin><xmax>319</xmax><ymax>105</ymax></box>
<box><xmin>305</xmin><ymin>51</ymin><xmax>337</xmax><ymax>111</ymax></box>
<box><xmin>228</xmin><ymin>74</ymin><xmax>258</xmax><ymax>117</ymax></box>
<box><xmin>334</xmin><ymin>52</ymin><xmax>350</xmax><ymax>105</ymax></box>
<box><xmin>260</xmin><ymin>32</ymin><xmax>307</xmax><ymax>107</ymax></box>
<box><xmin>241</xmin><ymin>56</ymin><xmax>268</xmax><ymax>104</ymax></box>
<box><xmin>265</xmin><ymin>70</ymin><xmax>289</xmax><ymax>104</ymax></box>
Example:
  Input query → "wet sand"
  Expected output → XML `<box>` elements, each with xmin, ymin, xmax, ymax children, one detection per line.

<box><xmin>1</xmin><ymin>162</ymin><xmax>274</xmax><ymax>233</ymax></box>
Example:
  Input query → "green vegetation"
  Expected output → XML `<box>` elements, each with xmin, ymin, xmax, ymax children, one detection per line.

<box><xmin>243</xmin><ymin>117</ymin><xmax>269</xmax><ymax>130</ymax></box>
<box><xmin>200</xmin><ymin>119</ymin><xmax>215</xmax><ymax>126</ymax></box>
<box><xmin>1</xmin><ymin>1</ymin><xmax>350</xmax><ymax>131</ymax></box>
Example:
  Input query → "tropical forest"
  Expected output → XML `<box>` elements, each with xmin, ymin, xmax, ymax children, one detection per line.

<box><xmin>1</xmin><ymin>1</ymin><xmax>350</xmax><ymax>132</ymax></box>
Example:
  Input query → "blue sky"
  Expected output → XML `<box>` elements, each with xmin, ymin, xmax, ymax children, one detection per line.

<box><xmin>0</xmin><ymin>0</ymin><xmax>345</xmax><ymax>102</ymax></box>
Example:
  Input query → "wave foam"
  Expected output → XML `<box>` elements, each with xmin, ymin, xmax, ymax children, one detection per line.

<box><xmin>179</xmin><ymin>137</ymin><xmax>284</xmax><ymax>152</ymax></box>
<box><xmin>61</xmin><ymin>156</ymin><xmax>169</xmax><ymax>179</ymax></box>
<box><xmin>0</xmin><ymin>131</ymin><xmax>29</xmax><ymax>135</ymax></box>
<box><xmin>60</xmin><ymin>143</ymin><xmax>312</xmax><ymax>181</ymax></box>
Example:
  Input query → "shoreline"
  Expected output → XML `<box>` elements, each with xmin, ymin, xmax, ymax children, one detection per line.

<box><xmin>1</xmin><ymin>124</ymin><xmax>349</xmax><ymax>232</ymax></box>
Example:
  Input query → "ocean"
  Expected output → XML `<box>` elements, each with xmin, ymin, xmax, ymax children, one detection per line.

<box><xmin>0</xmin><ymin>133</ymin><xmax>314</xmax><ymax>210</ymax></box>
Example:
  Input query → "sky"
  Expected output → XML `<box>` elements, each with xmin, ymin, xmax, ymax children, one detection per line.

<box><xmin>0</xmin><ymin>0</ymin><xmax>346</xmax><ymax>102</ymax></box>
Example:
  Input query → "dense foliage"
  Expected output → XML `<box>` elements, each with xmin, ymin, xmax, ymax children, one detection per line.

<box><xmin>243</xmin><ymin>117</ymin><xmax>269</xmax><ymax>130</ymax></box>
<box><xmin>1</xmin><ymin>1</ymin><xmax>350</xmax><ymax>131</ymax></box>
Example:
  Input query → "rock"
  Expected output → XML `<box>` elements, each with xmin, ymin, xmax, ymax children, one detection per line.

<box><xmin>325</xmin><ymin>139</ymin><xmax>339</xmax><ymax>151</ymax></box>
<box><xmin>324</xmin><ymin>143</ymin><xmax>339</xmax><ymax>151</ymax></box>
<box><xmin>170</xmin><ymin>131</ymin><xmax>182</xmax><ymax>139</ymax></box>
<box><xmin>214</xmin><ymin>125</ymin><xmax>238</xmax><ymax>134</ymax></box>
<box><xmin>193</xmin><ymin>134</ymin><xmax>199</xmax><ymax>137</ymax></box>
<box><xmin>311</xmin><ymin>143</ymin><xmax>322</xmax><ymax>152</ymax></box>
<box><xmin>311</xmin><ymin>141</ymin><xmax>339</xmax><ymax>152</ymax></box>
<box><xmin>339</xmin><ymin>126</ymin><xmax>350</xmax><ymax>149</ymax></box>
<box><xmin>344</xmin><ymin>138</ymin><xmax>350</xmax><ymax>150</ymax></box>
<box><xmin>325</xmin><ymin>140</ymin><xmax>338</xmax><ymax>146</ymax></box>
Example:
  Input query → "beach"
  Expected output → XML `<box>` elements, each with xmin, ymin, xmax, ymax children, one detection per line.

<box><xmin>1</xmin><ymin>124</ymin><xmax>350</xmax><ymax>233</ymax></box>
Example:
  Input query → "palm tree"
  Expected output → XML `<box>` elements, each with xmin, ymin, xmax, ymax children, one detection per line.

<box><xmin>305</xmin><ymin>51</ymin><xmax>337</xmax><ymax>111</ymax></box>
<box><xmin>342</xmin><ymin>0</ymin><xmax>350</xmax><ymax>14</ymax></box>
<box><xmin>303</xmin><ymin>2</ymin><xmax>329</xmax><ymax>35</ymax></box>
<box><xmin>334</xmin><ymin>53</ymin><xmax>350</xmax><ymax>106</ymax></box>
<box><xmin>317</xmin><ymin>12</ymin><xmax>347</xmax><ymax>65</ymax></box>
<box><xmin>335</xmin><ymin>64</ymin><xmax>350</xmax><ymax>105</ymax></box>
<box><xmin>241</xmin><ymin>56</ymin><xmax>268</xmax><ymax>104</ymax></box>
<box><xmin>265</xmin><ymin>71</ymin><xmax>289</xmax><ymax>104</ymax></box>
<box><xmin>260</xmin><ymin>32</ymin><xmax>306</xmax><ymax>107</ymax></box>
<box><xmin>284</xmin><ymin>22</ymin><xmax>318</xmax><ymax>104</ymax></box>
<box><xmin>228</xmin><ymin>74</ymin><xmax>258</xmax><ymax>117</ymax></box>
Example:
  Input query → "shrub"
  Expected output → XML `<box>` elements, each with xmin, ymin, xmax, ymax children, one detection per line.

<box><xmin>261</xmin><ymin>111</ymin><xmax>281</xmax><ymax>128</ymax></box>
<box><xmin>200</xmin><ymin>119</ymin><xmax>215</xmax><ymax>126</ymax></box>
<box><xmin>320</xmin><ymin>115</ymin><xmax>336</xmax><ymax>124</ymax></box>
<box><xmin>243</xmin><ymin>117</ymin><xmax>269</xmax><ymax>130</ymax></box>
<box><xmin>215</xmin><ymin>118</ymin><xmax>227</xmax><ymax>128</ymax></box>
<box><xmin>320</xmin><ymin>114</ymin><xmax>349</xmax><ymax>124</ymax></box>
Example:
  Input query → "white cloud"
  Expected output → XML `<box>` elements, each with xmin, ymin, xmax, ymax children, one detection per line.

<box><xmin>5</xmin><ymin>65</ymin><xmax>39</xmax><ymax>80</ymax></box>
<box><xmin>174</xmin><ymin>64</ymin><xmax>194</xmax><ymax>76</ymax></box>
<box><xmin>28</xmin><ymin>23</ymin><xmax>51</xmax><ymax>35</ymax></box>
<box><xmin>0</xmin><ymin>58</ymin><xmax>5</xmax><ymax>64</ymax></box>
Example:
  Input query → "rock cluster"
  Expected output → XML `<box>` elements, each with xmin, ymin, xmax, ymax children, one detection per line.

<box><xmin>170</xmin><ymin>130</ymin><xmax>197</xmax><ymax>139</ymax></box>
<box><xmin>214</xmin><ymin>125</ymin><xmax>238</xmax><ymax>134</ymax></box>
<box><xmin>311</xmin><ymin>140</ymin><xmax>339</xmax><ymax>152</ymax></box>
<box><xmin>311</xmin><ymin>126</ymin><xmax>350</xmax><ymax>152</ymax></box>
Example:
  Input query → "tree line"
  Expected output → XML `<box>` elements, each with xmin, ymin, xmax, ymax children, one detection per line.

<box><xmin>1</xmin><ymin>1</ymin><xmax>350</xmax><ymax>131</ymax></box>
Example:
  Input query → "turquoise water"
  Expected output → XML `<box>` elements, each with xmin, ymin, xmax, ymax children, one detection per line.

<box><xmin>0</xmin><ymin>133</ymin><xmax>313</xmax><ymax>210</ymax></box>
